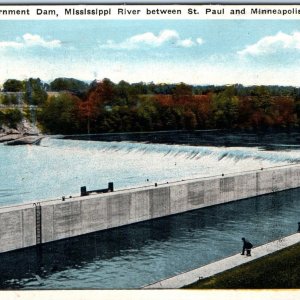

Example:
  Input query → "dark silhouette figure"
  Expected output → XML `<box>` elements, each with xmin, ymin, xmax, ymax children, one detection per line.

<box><xmin>241</xmin><ymin>237</ymin><xmax>253</xmax><ymax>256</ymax></box>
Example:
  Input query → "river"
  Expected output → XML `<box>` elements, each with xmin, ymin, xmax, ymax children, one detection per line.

<box><xmin>2</xmin><ymin>133</ymin><xmax>300</xmax><ymax>206</ymax></box>
<box><xmin>1</xmin><ymin>132</ymin><xmax>300</xmax><ymax>288</ymax></box>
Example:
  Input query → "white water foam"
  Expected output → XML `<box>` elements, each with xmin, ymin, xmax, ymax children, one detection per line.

<box><xmin>1</xmin><ymin>137</ymin><xmax>300</xmax><ymax>206</ymax></box>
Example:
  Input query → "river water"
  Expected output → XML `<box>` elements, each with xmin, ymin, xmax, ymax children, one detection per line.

<box><xmin>2</xmin><ymin>136</ymin><xmax>300</xmax><ymax>206</ymax></box>
<box><xmin>0</xmin><ymin>133</ymin><xmax>300</xmax><ymax>289</ymax></box>
<box><xmin>0</xmin><ymin>189</ymin><xmax>299</xmax><ymax>289</ymax></box>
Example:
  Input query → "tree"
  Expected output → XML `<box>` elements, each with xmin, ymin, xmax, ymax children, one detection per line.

<box><xmin>24</xmin><ymin>78</ymin><xmax>48</xmax><ymax>106</ymax></box>
<box><xmin>183</xmin><ymin>110</ymin><xmax>197</xmax><ymax>130</ymax></box>
<box><xmin>155</xmin><ymin>95</ymin><xmax>173</xmax><ymax>107</ymax></box>
<box><xmin>172</xmin><ymin>83</ymin><xmax>193</xmax><ymax>104</ymax></box>
<box><xmin>136</xmin><ymin>98</ymin><xmax>159</xmax><ymax>131</ymax></box>
<box><xmin>0</xmin><ymin>94</ymin><xmax>18</xmax><ymax>105</ymax></box>
<box><xmin>77</xmin><ymin>79</ymin><xmax>114</xmax><ymax>133</ymax></box>
<box><xmin>77</xmin><ymin>99</ymin><xmax>100</xmax><ymax>134</ymax></box>
<box><xmin>49</xmin><ymin>77</ymin><xmax>89</xmax><ymax>95</ymax></box>
<box><xmin>212</xmin><ymin>87</ymin><xmax>239</xmax><ymax>128</ymax></box>
<box><xmin>0</xmin><ymin>110</ymin><xmax>4</xmax><ymax>126</ymax></box>
<box><xmin>3</xmin><ymin>79</ymin><xmax>23</xmax><ymax>92</ymax></box>
<box><xmin>38</xmin><ymin>93</ymin><xmax>80</xmax><ymax>134</ymax></box>
<box><xmin>0</xmin><ymin>108</ymin><xmax>23</xmax><ymax>128</ymax></box>
<box><xmin>115</xmin><ymin>80</ymin><xmax>131</xmax><ymax>101</ymax></box>
<box><xmin>194</xmin><ymin>94</ymin><xmax>213</xmax><ymax>129</ymax></box>
<box><xmin>90</xmin><ymin>78</ymin><xmax>115</xmax><ymax>105</ymax></box>
<box><xmin>272</xmin><ymin>96</ymin><xmax>296</xmax><ymax>128</ymax></box>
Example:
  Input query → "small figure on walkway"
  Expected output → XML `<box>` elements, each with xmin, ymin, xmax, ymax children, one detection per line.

<box><xmin>241</xmin><ymin>237</ymin><xmax>253</xmax><ymax>256</ymax></box>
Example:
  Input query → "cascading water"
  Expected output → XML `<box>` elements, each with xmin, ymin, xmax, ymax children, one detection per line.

<box><xmin>1</xmin><ymin>137</ymin><xmax>300</xmax><ymax>206</ymax></box>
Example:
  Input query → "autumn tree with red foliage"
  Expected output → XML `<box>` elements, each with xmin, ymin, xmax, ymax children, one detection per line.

<box><xmin>78</xmin><ymin>78</ymin><xmax>115</xmax><ymax>133</ymax></box>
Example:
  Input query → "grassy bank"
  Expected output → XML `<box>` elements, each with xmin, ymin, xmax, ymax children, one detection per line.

<box><xmin>185</xmin><ymin>242</ymin><xmax>300</xmax><ymax>289</ymax></box>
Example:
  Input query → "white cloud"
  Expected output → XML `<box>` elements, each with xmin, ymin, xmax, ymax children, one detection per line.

<box><xmin>196</xmin><ymin>38</ymin><xmax>204</xmax><ymax>45</ymax></box>
<box><xmin>177</xmin><ymin>39</ymin><xmax>195</xmax><ymax>48</ymax></box>
<box><xmin>99</xmin><ymin>30</ymin><xmax>203</xmax><ymax>50</ymax></box>
<box><xmin>130</xmin><ymin>30</ymin><xmax>178</xmax><ymax>47</ymax></box>
<box><xmin>0</xmin><ymin>33</ymin><xmax>61</xmax><ymax>50</ymax></box>
<box><xmin>238</xmin><ymin>31</ymin><xmax>300</xmax><ymax>56</ymax></box>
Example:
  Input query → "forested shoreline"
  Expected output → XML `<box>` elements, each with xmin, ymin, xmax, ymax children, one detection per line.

<box><xmin>1</xmin><ymin>77</ymin><xmax>300</xmax><ymax>134</ymax></box>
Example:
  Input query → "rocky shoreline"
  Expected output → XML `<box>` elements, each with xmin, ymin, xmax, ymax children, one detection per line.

<box><xmin>0</xmin><ymin>119</ymin><xmax>44</xmax><ymax>146</ymax></box>
<box><xmin>0</xmin><ymin>132</ymin><xmax>44</xmax><ymax>146</ymax></box>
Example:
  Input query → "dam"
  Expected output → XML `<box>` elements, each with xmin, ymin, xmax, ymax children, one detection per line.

<box><xmin>1</xmin><ymin>162</ymin><xmax>300</xmax><ymax>254</ymax></box>
<box><xmin>1</xmin><ymin>134</ymin><xmax>300</xmax><ymax>288</ymax></box>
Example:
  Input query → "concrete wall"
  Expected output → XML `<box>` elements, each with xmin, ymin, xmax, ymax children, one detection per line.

<box><xmin>1</xmin><ymin>164</ymin><xmax>300</xmax><ymax>253</ymax></box>
<box><xmin>0</xmin><ymin>207</ymin><xmax>36</xmax><ymax>252</ymax></box>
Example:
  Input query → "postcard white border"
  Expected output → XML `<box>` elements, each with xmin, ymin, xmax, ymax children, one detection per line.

<box><xmin>1</xmin><ymin>1</ymin><xmax>300</xmax><ymax>299</ymax></box>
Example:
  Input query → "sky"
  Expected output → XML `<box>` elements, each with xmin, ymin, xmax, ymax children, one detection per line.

<box><xmin>1</xmin><ymin>20</ymin><xmax>300</xmax><ymax>86</ymax></box>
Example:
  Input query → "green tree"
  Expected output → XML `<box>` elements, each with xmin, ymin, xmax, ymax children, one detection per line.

<box><xmin>136</xmin><ymin>98</ymin><xmax>159</xmax><ymax>131</ymax></box>
<box><xmin>24</xmin><ymin>78</ymin><xmax>48</xmax><ymax>106</ymax></box>
<box><xmin>3</xmin><ymin>79</ymin><xmax>23</xmax><ymax>92</ymax></box>
<box><xmin>0</xmin><ymin>110</ymin><xmax>4</xmax><ymax>126</ymax></box>
<box><xmin>49</xmin><ymin>77</ymin><xmax>89</xmax><ymax>94</ymax></box>
<box><xmin>172</xmin><ymin>83</ymin><xmax>193</xmax><ymax>103</ymax></box>
<box><xmin>0</xmin><ymin>108</ymin><xmax>23</xmax><ymax>128</ymax></box>
<box><xmin>183</xmin><ymin>110</ymin><xmax>197</xmax><ymax>130</ymax></box>
<box><xmin>38</xmin><ymin>93</ymin><xmax>80</xmax><ymax>134</ymax></box>
<box><xmin>115</xmin><ymin>80</ymin><xmax>131</xmax><ymax>101</ymax></box>
<box><xmin>1</xmin><ymin>94</ymin><xmax>18</xmax><ymax>105</ymax></box>
<box><xmin>212</xmin><ymin>86</ymin><xmax>239</xmax><ymax>128</ymax></box>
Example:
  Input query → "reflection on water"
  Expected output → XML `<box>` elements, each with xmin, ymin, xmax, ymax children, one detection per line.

<box><xmin>0</xmin><ymin>188</ymin><xmax>299</xmax><ymax>289</ymax></box>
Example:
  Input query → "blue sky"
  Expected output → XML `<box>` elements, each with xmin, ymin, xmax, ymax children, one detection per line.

<box><xmin>1</xmin><ymin>20</ymin><xmax>300</xmax><ymax>86</ymax></box>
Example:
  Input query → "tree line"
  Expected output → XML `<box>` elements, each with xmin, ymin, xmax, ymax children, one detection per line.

<box><xmin>1</xmin><ymin>77</ymin><xmax>300</xmax><ymax>134</ymax></box>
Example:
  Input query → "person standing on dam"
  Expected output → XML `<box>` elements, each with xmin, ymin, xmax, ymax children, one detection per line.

<box><xmin>241</xmin><ymin>237</ymin><xmax>253</xmax><ymax>256</ymax></box>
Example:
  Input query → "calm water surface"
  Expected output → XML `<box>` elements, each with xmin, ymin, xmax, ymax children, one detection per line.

<box><xmin>0</xmin><ymin>188</ymin><xmax>299</xmax><ymax>289</ymax></box>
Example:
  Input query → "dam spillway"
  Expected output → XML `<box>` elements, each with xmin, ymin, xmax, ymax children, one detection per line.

<box><xmin>1</xmin><ymin>163</ymin><xmax>300</xmax><ymax>254</ymax></box>
<box><xmin>3</xmin><ymin>137</ymin><xmax>300</xmax><ymax>207</ymax></box>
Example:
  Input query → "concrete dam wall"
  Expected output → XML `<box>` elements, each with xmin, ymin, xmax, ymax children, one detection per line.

<box><xmin>1</xmin><ymin>164</ymin><xmax>300</xmax><ymax>254</ymax></box>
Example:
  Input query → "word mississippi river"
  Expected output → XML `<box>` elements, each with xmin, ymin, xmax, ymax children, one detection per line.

<box><xmin>64</xmin><ymin>8</ymin><xmax>182</xmax><ymax>16</ymax></box>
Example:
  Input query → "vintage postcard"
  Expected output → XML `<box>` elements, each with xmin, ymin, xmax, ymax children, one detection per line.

<box><xmin>1</xmin><ymin>1</ymin><xmax>300</xmax><ymax>299</ymax></box>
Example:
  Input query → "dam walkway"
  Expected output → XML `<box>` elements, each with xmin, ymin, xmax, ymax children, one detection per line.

<box><xmin>144</xmin><ymin>233</ymin><xmax>300</xmax><ymax>289</ymax></box>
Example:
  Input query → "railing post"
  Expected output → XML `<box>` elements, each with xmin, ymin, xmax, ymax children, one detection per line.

<box><xmin>108</xmin><ymin>182</ymin><xmax>114</xmax><ymax>192</ymax></box>
<box><xmin>81</xmin><ymin>186</ymin><xmax>87</xmax><ymax>196</ymax></box>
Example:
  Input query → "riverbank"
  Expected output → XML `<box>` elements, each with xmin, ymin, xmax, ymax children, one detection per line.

<box><xmin>144</xmin><ymin>233</ymin><xmax>300</xmax><ymax>289</ymax></box>
<box><xmin>0</xmin><ymin>119</ymin><xmax>42</xmax><ymax>145</ymax></box>
<box><xmin>187</xmin><ymin>238</ymin><xmax>300</xmax><ymax>289</ymax></box>
<box><xmin>0</xmin><ymin>132</ymin><xmax>44</xmax><ymax>145</ymax></box>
